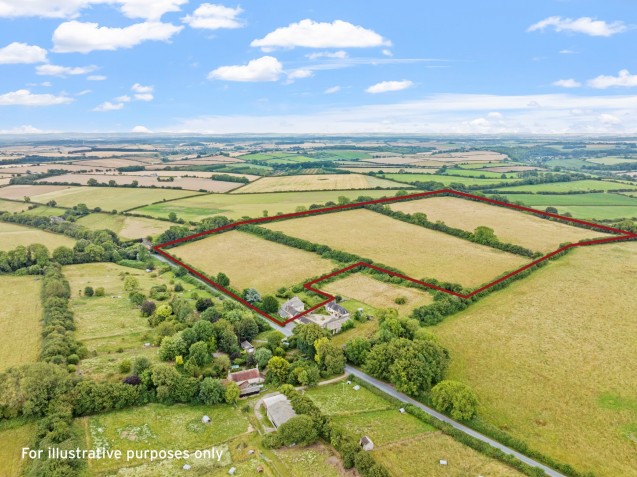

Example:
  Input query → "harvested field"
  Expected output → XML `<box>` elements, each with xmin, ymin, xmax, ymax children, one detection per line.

<box><xmin>233</xmin><ymin>173</ymin><xmax>409</xmax><ymax>193</ymax></box>
<box><xmin>427</xmin><ymin>151</ymin><xmax>508</xmax><ymax>163</ymax></box>
<box><xmin>0</xmin><ymin>199</ymin><xmax>28</xmax><ymax>213</ymax></box>
<box><xmin>171</xmin><ymin>230</ymin><xmax>335</xmax><ymax>294</ymax></box>
<box><xmin>264</xmin><ymin>209</ymin><xmax>529</xmax><ymax>288</ymax></box>
<box><xmin>381</xmin><ymin>173</ymin><xmax>520</xmax><ymax>187</ymax></box>
<box><xmin>340</xmin><ymin>167</ymin><xmax>437</xmax><ymax>173</ymax></box>
<box><xmin>0</xmin><ymin>222</ymin><xmax>75</xmax><ymax>251</ymax></box>
<box><xmin>68</xmin><ymin>158</ymin><xmax>152</xmax><ymax>168</ymax></box>
<box><xmin>0</xmin><ymin>276</ymin><xmax>41</xmax><ymax>371</ymax></box>
<box><xmin>361</xmin><ymin>156</ymin><xmax>427</xmax><ymax>165</ymax></box>
<box><xmin>0</xmin><ymin>163</ymin><xmax>109</xmax><ymax>174</ymax></box>
<box><xmin>0</xmin><ymin>184</ymin><xmax>72</xmax><ymax>200</ymax></box>
<box><xmin>481</xmin><ymin>165</ymin><xmax>544</xmax><ymax>172</ymax></box>
<box><xmin>126</xmin><ymin>170</ymin><xmax>260</xmax><ymax>181</ymax></box>
<box><xmin>0</xmin><ymin>423</ymin><xmax>35</xmax><ymax>477</ymax></box>
<box><xmin>390</xmin><ymin>196</ymin><xmax>610</xmax><ymax>253</ymax></box>
<box><xmin>77</xmin><ymin>213</ymin><xmax>171</xmax><ymax>239</ymax></box>
<box><xmin>321</xmin><ymin>273</ymin><xmax>433</xmax><ymax>314</ymax></box>
<box><xmin>432</xmin><ymin>243</ymin><xmax>637</xmax><ymax>476</ymax></box>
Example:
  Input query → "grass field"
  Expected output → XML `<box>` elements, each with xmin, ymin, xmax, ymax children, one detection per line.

<box><xmin>390</xmin><ymin>197</ymin><xmax>610</xmax><ymax>253</ymax></box>
<box><xmin>0</xmin><ymin>422</ymin><xmax>35</xmax><ymax>477</ymax></box>
<box><xmin>77</xmin><ymin>213</ymin><xmax>171</xmax><ymax>239</ymax></box>
<box><xmin>171</xmin><ymin>230</ymin><xmax>335</xmax><ymax>294</ymax></box>
<box><xmin>21</xmin><ymin>206</ymin><xmax>69</xmax><ymax>217</ymax></box>
<box><xmin>273</xmin><ymin>444</ymin><xmax>349</xmax><ymax>477</ymax></box>
<box><xmin>501</xmin><ymin>192</ymin><xmax>637</xmax><ymax>219</ymax></box>
<box><xmin>0</xmin><ymin>185</ymin><xmax>198</xmax><ymax>211</ymax></box>
<box><xmin>380</xmin><ymin>173</ymin><xmax>521</xmax><ymax>187</ymax></box>
<box><xmin>305</xmin><ymin>382</ymin><xmax>396</xmax><ymax>416</ymax></box>
<box><xmin>444</xmin><ymin>168</ymin><xmax>518</xmax><ymax>178</ymax></box>
<box><xmin>0</xmin><ymin>199</ymin><xmax>28</xmax><ymax>213</ymax></box>
<box><xmin>233</xmin><ymin>174</ymin><xmax>409</xmax><ymax>193</ymax></box>
<box><xmin>0</xmin><ymin>276</ymin><xmax>41</xmax><ymax>371</ymax></box>
<box><xmin>136</xmin><ymin>189</ymin><xmax>398</xmax><ymax>222</ymax></box>
<box><xmin>499</xmin><ymin>179</ymin><xmax>637</xmax><ymax>193</ymax></box>
<box><xmin>586</xmin><ymin>156</ymin><xmax>637</xmax><ymax>165</ymax></box>
<box><xmin>0</xmin><ymin>221</ymin><xmax>75</xmax><ymax>251</ymax></box>
<box><xmin>432</xmin><ymin>242</ymin><xmax>637</xmax><ymax>476</ymax></box>
<box><xmin>321</xmin><ymin>274</ymin><xmax>433</xmax><ymax>314</ymax></box>
<box><xmin>264</xmin><ymin>209</ymin><xmax>529</xmax><ymax>288</ymax></box>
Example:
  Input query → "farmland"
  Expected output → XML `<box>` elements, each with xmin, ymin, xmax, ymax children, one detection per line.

<box><xmin>77</xmin><ymin>213</ymin><xmax>171</xmax><ymax>240</ymax></box>
<box><xmin>0</xmin><ymin>422</ymin><xmax>35</xmax><ymax>477</ymax></box>
<box><xmin>380</xmin><ymin>173</ymin><xmax>521</xmax><ymax>187</ymax></box>
<box><xmin>0</xmin><ymin>199</ymin><xmax>29</xmax><ymax>213</ymax></box>
<box><xmin>264</xmin><ymin>209</ymin><xmax>529</xmax><ymax>288</ymax></box>
<box><xmin>432</xmin><ymin>242</ymin><xmax>637</xmax><ymax>476</ymax></box>
<box><xmin>0</xmin><ymin>276</ymin><xmax>41</xmax><ymax>371</ymax></box>
<box><xmin>232</xmin><ymin>173</ymin><xmax>409</xmax><ymax>193</ymax></box>
<box><xmin>0</xmin><ymin>222</ymin><xmax>75</xmax><ymax>251</ymax></box>
<box><xmin>499</xmin><ymin>179</ymin><xmax>637</xmax><ymax>193</ymax></box>
<box><xmin>170</xmin><ymin>230</ymin><xmax>335</xmax><ymax>294</ymax></box>
<box><xmin>136</xmin><ymin>189</ymin><xmax>397</xmax><ymax>222</ymax></box>
<box><xmin>390</xmin><ymin>196</ymin><xmax>610</xmax><ymax>252</ymax></box>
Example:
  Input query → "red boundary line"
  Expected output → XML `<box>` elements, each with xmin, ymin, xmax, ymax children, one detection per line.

<box><xmin>154</xmin><ymin>189</ymin><xmax>637</xmax><ymax>327</ymax></box>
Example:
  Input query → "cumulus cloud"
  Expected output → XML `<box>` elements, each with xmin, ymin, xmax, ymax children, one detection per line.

<box><xmin>251</xmin><ymin>19</ymin><xmax>390</xmax><ymax>50</ymax></box>
<box><xmin>286</xmin><ymin>69</ymin><xmax>313</xmax><ymax>83</ymax></box>
<box><xmin>36</xmin><ymin>64</ymin><xmax>98</xmax><ymax>77</ymax></box>
<box><xmin>53</xmin><ymin>20</ymin><xmax>183</xmax><ymax>53</ymax></box>
<box><xmin>306</xmin><ymin>50</ymin><xmax>348</xmax><ymax>60</ymax></box>
<box><xmin>115</xmin><ymin>95</ymin><xmax>132</xmax><ymax>102</ymax></box>
<box><xmin>588</xmin><ymin>69</ymin><xmax>637</xmax><ymax>89</ymax></box>
<box><xmin>365</xmin><ymin>80</ymin><xmax>413</xmax><ymax>94</ymax></box>
<box><xmin>552</xmin><ymin>78</ymin><xmax>581</xmax><ymax>88</ymax></box>
<box><xmin>132</xmin><ymin>125</ymin><xmax>152</xmax><ymax>133</ymax></box>
<box><xmin>118</xmin><ymin>0</ymin><xmax>187</xmax><ymax>21</ymax></box>
<box><xmin>0</xmin><ymin>89</ymin><xmax>73</xmax><ymax>106</ymax></box>
<box><xmin>0</xmin><ymin>42</ymin><xmax>47</xmax><ymax>64</ymax></box>
<box><xmin>527</xmin><ymin>16</ymin><xmax>627</xmax><ymax>37</ymax></box>
<box><xmin>208</xmin><ymin>56</ymin><xmax>283</xmax><ymax>82</ymax></box>
<box><xmin>131</xmin><ymin>83</ymin><xmax>154</xmax><ymax>101</ymax></box>
<box><xmin>182</xmin><ymin>3</ymin><xmax>244</xmax><ymax>29</ymax></box>
<box><xmin>87</xmin><ymin>75</ymin><xmax>107</xmax><ymax>81</ymax></box>
<box><xmin>93</xmin><ymin>101</ymin><xmax>125</xmax><ymax>111</ymax></box>
<box><xmin>324</xmin><ymin>86</ymin><xmax>341</xmax><ymax>94</ymax></box>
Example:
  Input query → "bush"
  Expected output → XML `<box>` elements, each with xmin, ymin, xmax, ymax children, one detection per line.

<box><xmin>277</xmin><ymin>415</ymin><xmax>319</xmax><ymax>446</ymax></box>
<box><xmin>430</xmin><ymin>380</ymin><xmax>478</xmax><ymax>420</ymax></box>
<box><xmin>119</xmin><ymin>359</ymin><xmax>132</xmax><ymax>374</ymax></box>
<box><xmin>84</xmin><ymin>286</ymin><xmax>94</xmax><ymax>297</ymax></box>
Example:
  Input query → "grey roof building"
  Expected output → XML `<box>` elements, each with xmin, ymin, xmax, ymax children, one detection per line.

<box><xmin>263</xmin><ymin>393</ymin><xmax>297</xmax><ymax>429</ymax></box>
<box><xmin>278</xmin><ymin>296</ymin><xmax>305</xmax><ymax>319</ymax></box>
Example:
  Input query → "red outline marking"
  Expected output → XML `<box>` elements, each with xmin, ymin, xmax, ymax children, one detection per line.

<box><xmin>154</xmin><ymin>189</ymin><xmax>636</xmax><ymax>326</ymax></box>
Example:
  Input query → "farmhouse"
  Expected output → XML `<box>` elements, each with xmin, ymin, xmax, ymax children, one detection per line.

<box><xmin>227</xmin><ymin>368</ymin><xmax>264</xmax><ymax>397</ymax></box>
<box><xmin>263</xmin><ymin>393</ymin><xmax>297</xmax><ymax>429</ymax></box>
<box><xmin>326</xmin><ymin>301</ymin><xmax>350</xmax><ymax>320</ymax></box>
<box><xmin>278</xmin><ymin>296</ymin><xmax>304</xmax><ymax>319</ymax></box>
<box><xmin>299</xmin><ymin>312</ymin><xmax>347</xmax><ymax>334</ymax></box>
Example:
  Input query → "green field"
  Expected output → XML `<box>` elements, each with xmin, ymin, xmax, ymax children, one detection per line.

<box><xmin>21</xmin><ymin>206</ymin><xmax>69</xmax><ymax>217</ymax></box>
<box><xmin>0</xmin><ymin>422</ymin><xmax>35</xmax><ymax>477</ymax></box>
<box><xmin>0</xmin><ymin>199</ymin><xmax>29</xmax><ymax>213</ymax></box>
<box><xmin>586</xmin><ymin>156</ymin><xmax>637</xmax><ymax>165</ymax></box>
<box><xmin>544</xmin><ymin>158</ymin><xmax>593</xmax><ymax>169</ymax></box>
<box><xmin>135</xmin><ymin>189</ymin><xmax>400</xmax><ymax>222</ymax></box>
<box><xmin>499</xmin><ymin>193</ymin><xmax>637</xmax><ymax>219</ymax></box>
<box><xmin>499</xmin><ymin>179</ymin><xmax>637</xmax><ymax>193</ymax></box>
<box><xmin>444</xmin><ymin>168</ymin><xmax>518</xmax><ymax>178</ymax></box>
<box><xmin>380</xmin><ymin>173</ymin><xmax>521</xmax><ymax>187</ymax></box>
<box><xmin>0</xmin><ymin>221</ymin><xmax>75</xmax><ymax>251</ymax></box>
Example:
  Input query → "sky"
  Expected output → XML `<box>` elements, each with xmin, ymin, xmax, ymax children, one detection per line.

<box><xmin>0</xmin><ymin>0</ymin><xmax>635</xmax><ymax>135</ymax></box>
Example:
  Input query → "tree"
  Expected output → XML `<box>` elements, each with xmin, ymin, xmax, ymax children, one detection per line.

<box><xmin>278</xmin><ymin>415</ymin><xmax>319</xmax><ymax>446</ymax></box>
<box><xmin>192</xmin><ymin>320</ymin><xmax>215</xmax><ymax>342</ymax></box>
<box><xmin>84</xmin><ymin>286</ymin><xmax>94</xmax><ymax>297</ymax></box>
<box><xmin>213</xmin><ymin>319</ymin><xmax>239</xmax><ymax>354</ymax></box>
<box><xmin>431</xmin><ymin>380</ymin><xmax>478</xmax><ymax>420</ymax></box>
<box><xmin>168</xmin><ymin>212</ymin><xmax>178</xmax><ymax>222</ymax></box>
<box><xmin>472</xmin><ymin>226</ymin><xmax>498</xmax><ymax>245</ymax></box>
<box><xmin>199</xmin><ymin>378</ymin><xmax>225</xmax><ymax>405</ymax></box>
<box><xmin>216</xmin><ymin>272</ymin><xmax>230</xmax><ymax>287</ymax></box>
<box><xmin>225</xmin><ymin>381</ymin><xmax>240</xmax><ymax>405</ymax></box>
<box><xmin>196</xmin><ymin>298</ymin><xmax>213</xmax><ymax>312</ymax></box>
<box><xmin>389</xmin><ymin>339</ymin><xmax>449</xmax><ymax>397</ymax></box>
<box><xmin>243</xmin><ymin>288</ymin><xmax>261</xmax><ymax>303</ymax></box>
<box><xmin>158</xmin><ymin>335</ymin><xmax>187</xmax><ymax>361</ymax></box>
<box><xmin>52</xmin><ymin>246</ymin><xmax>74</xmax><ymax>265</ymax></box>
<box><xmin>294</xmin><ymin>323</ymin><xmax>328</xmax><ymax>358</ymax></box>
<box><xmin>314</xmin><ymin>338</ymin><xmax>345</xmax><ymax>376</ymax></box>
<box><xmin>545</xmin><ymin>206</ymin><xmax>558</xmax><ymax>214</ymax></box>
<box><xmin>267</xmin><ymin>356</ymin><xmax>290</xmax><ymax>384</ymax></box>
<box><xmin>132</xmin><ymin>356</ymin><xmax>151</xmax><ymax>376</ymax></box>
<box><xmin>124</xmin><ymin>275</ymin><xmax>139</xmax><ymax>291</ymax></box>
<box><xmin>254</xmin><ymin>348</ymin><xmax>272</xmax><ymax>368</ymax></box>
<box><xmin>141</xmin><ymin>300</ymin><xmax>156</xmax><ymax>317</ymax></box>
<box><xmin>287</xmin><ymin>360</ymin><xmax>320</xmax><ymax>386</ymax></box>
<box><xmin>261</xmin><ymin>295</ymin><xmax>279</xmax><ymax>313</ymax></box>
<box><xmin>344</xmin><ymin>337</ymin><xmax>371</xmax><ymax>365</ymax></box>
<box><xmin>155</xmin><ymin>304</ymin><xmax>172</xmax><ymax>321</ymax></box>
<box><xmin>189</xmin><ymin>341</ymin><xmax>211</xmax><ymax>367</ymax></box>
<box><xmin>234</xmin><ymin>316</ymin><xmax>259</xmax><ymax>342</ymax></box>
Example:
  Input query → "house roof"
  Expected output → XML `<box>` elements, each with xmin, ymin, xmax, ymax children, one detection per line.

<box><xmin>326</xmin><ymin>301</ymin><xmax>348</xmax><ymax>315</ymax></box>
<box><xmin>282</xmin><ymin>296</ymin><xmax>304</xmax><ymax>310</ymax></box>
<box><xmin>360</xmin><ymin>436</ymin><xmax>373</xmax><ymax>446</ymax></box>
<box><xmin>240</xmin><ymin>340</ymin><xmax>254</xmax><ymax>350</ymax></box>
<box><xmin>263</xmin><ymin>394</ymin><xmax>296</xmax><ymax>428</ymax></box>
<box><xmin>228</xmin><ymin>368</ymin><xmax>261</xmax><ymax>382</ymax></box>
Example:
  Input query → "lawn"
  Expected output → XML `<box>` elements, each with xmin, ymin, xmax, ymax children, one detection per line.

<box><xmin>432</xmin><ymin>242</ymin><xmax>637</xmax><ymax>476</ymax></box>
<box><xmin>380</xmin><ymin>173</ymin><xmax>520</xmax><ymax>187</ymax></box>
<box><xmin>0</xmin><ymin>422</ymin><xmax>35</xmax><ymax>477</ymax></box>
<box><xmin>0</xmin><ymin>221</ymin><xmax>75</xmax><ymax>251</ymax></box>
<box><xmin>390</xmin><ymin>196</ymin><xmax>610</xmax><ymax>253</ymax></box>
<box><xmin>499</xmin><ymin>179</ymin><xmax>637</xmax><ymax>193</ymax></box>
<box><xmin>305</xmin><ymin>382</ymin><xmax>395</xmax><ymax>416</ymax></box>
<box><xmin>233</xmin><ymin>174</ymin><xmax>409</xmax><ymax>193</ymax></box>
<box><xmin>321</xmin><ymin>273</ymin><xmax>434</xmax><ymax>315</ymax></box>
<box><xmin>169</xmin><ymin>230</ymin><xmax>335</xmax><ymax>294</ymax></box>
<box><xmin>135</xmin><ymin>189</ymin><xmax>398</xmax><ymax>223</ymax></box>
<box><xmin>264</xmin><ymin>209</ymin><xmax>529</xmax><ymax>288</ymax></box>
<box><xmin>330</xmin><ymin>318</ymin><xmax>379</xmax><ymax>348</ymax></box>
<box><xmin>77</xmin><ymin>213</ymin><xmax>171</xmax><ymax>240</ymax></box>
<box><xmin>0</xmin><ymin>276</ymin><xmax>41</xmax><ymax>371</ymax></box>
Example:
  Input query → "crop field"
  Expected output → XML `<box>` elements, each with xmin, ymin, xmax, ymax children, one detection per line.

<box><xmin>0</xmin><ymin>222</ymin><xmax>75</xmax><ymax>251</ymax></box>
<box><xmin>481</xmin><ymin>165</ymin><xmax>543</xmax><ymax>172</ymax></box>
<box><xmin>0</xmin><ymin>199</ymin><xmax>29</xmax><ymax>213</ymax></box>
<box><xmin>171</xmin><ymin>230</ymin><xmax>335</xmax><ymax>294</ymax></box>
<box><xmin>339</xmin><ymin>167</ymin><xmax>436</xmax><ymax>174</ymax></box>
<box><xmin>233</xmin><ymin>173</ymin><xmax>409</xmax><ymax>193</ymax></box>
<box><xmin>321</xmin><ymin>273</ymin><xmax>434</xmax><ymax>314</ymax></box>
<box><xmin>429</xmin><ymin>151</ymin><xmax>508</xmax><ymax>162</ymax></box>
<box><xmin>390</xmin><ymin>196</ymin><xmax>610</xmax><ymax>253</ymax></box>
<box><xmin>443</xmin><ymin>168</ymin><xmax>518</xmax><ymax>178</ymax></box>
<box><xmin>21</xmin><ymin>206</ymin><xmax>68</xmax><ymax>217</ymax></box>
<box><xmin>77</xmin><ymin>213</ymin><xmax>171</xmax><ymax>239</ymax></box>
<box><xmin>585</xmin><ymin>156</ymin><xmax>637</xmax><ymax>165</ymax></box>
<box><xmin>0</xmin><ymin>422</ymin><xmax>35</xmax><ymax>477</ymax></box>
<box><xmin>0</xmin><ymin>184</ymin><xmax>73</xmax><ymax>200</ymax></box>
<box><xmin>238</xmin><ymin>152</ymin><xmax>320</xmax><ymax>164</ymax></box>
<box><xmin>0</xmin><ymin>276</ymin><xmax>41</xmax><ymax>371</ymax></box>
<box><xmin>362</xmin><ymin>156</ymin><xmax>428</xmax><ymax>165</ymax></box>
<box><xmin>380</xmin><ymin>173</ymin><xmax>521</xmax><ymax>187</ymax></box>
<box><xmin>5</xmin><ymin>185</ymin><xmax>198</xmax><ymax>211</ymax></box>
<box><xmin>264</xmin><ymin>209</ymin><xmax>529</xmax><ymax>288</ymax></box>
<box><xmin>125</xmin><ymin>170</ymin><xmax>260</xmax><ymax>181</ymax></box>
<box><xmin>135</xmin><ymin>189</ymin><xmax>396</xmax><ymax>222</ymax></box>
<box><xmin>69</xmin><ymin>158</ymin><xmax>156</xmax><ymax>168</ymax></box>
<box><xmin>432</xmin><ymin>242</ymin><xmax>637</xmax><ymax>476</ymax></box>
<box><xmin>499</xmin><ymin>179</ymin><xmax>637</xmax><ymax>193</ymax></box>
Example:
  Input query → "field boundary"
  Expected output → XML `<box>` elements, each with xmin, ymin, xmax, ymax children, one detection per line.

<box><xmin>154</xmin><ymin>189</ymin><xmax>637</xmax><ymax>326</ymax></box>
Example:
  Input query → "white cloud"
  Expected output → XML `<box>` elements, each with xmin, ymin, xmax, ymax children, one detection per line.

<box><xmin>0</xmin><ymin>0</ymin><xmax>186</xmax><ymax>20</ymax></box>
<box><xmin>365</xmin><ymin>80</ymin><xmax>413</xmax><ymax>94</ymax></box>
<box><xmin>0</xmin><ymin>125</ymin><xmax>47</xmax><ymax>134</ymax></box>
<box><xmin>208</xmin><ymin>56</ymin><xmax>283</xmax><ymax>82</ymax></box>
<box><xmin>115</xmin><ymin>95</ymin><xmax>132</xmax><ymax>102</ymax></box>
<box><xmin>182</xmin><ymin>3</ymin><xmax>244</xmax><ymax>29</ymax></box>
<box><xmin>0</xmin><ymin>89</ymin><xmax>73</xmax><ymax>106</ymax></box>
<box><xmin>132</xmin><ymin>125</ymin><xmax>152</xmax><ymax>133</ymax></box>
<box><xmin>36</xmin><ymin>64</ymin><xmax>98</xmax><ymax>77</ymax></box>
<box><xmin>76</xmin><ymin>89</ymin><xmax>92</xmax><ymax>96</ymax></box>
<box><xmin>118</xmin><ymin>0</ymin><xmax>187</xmax><ymax>21</ymax></box>
<box><xmin>0</xmin><ymin>42</ymin><xmax>47</xmax><ymax>64</ymax></box>
<box><xmin>599</xmin><ymin>113</ymin><xmax>620</xmax><ymax>125</ymax></box>
<box><xmin>251</xmin><ymin>19</ymin><xmax>390</xmax><ymax>50</ymax></box>
<box><xmin>588</xmin><ymin>69</ymin><xmax>637</xmax><ymax>89</ymax></box>
<box><xmin>528</xmin><ymin>16</ymin><xmax>627</xmax><ymax>37</ymax></box>
<box><xmin>306</xmin><ymin>50</ymin><xmax>348</xmax><ymax>60</ymax></box>
<box><xmin>559</xmin><ymin>49</ymin><xmax>577</xmax><ymax>55</ymax></box>
<box><xmin>53</xmin><ymin>20</ymin><xmax>183</xmax><ymax>53</ymax></box>
<box><xmin>131</xmin><ymin>83</ymin><xmax>154</xmax><ymax>100</ymax></box>
<box><xmin>552</xmin><ymin>78</ymin><xmax>581</xmax><ymax>88</ymax></box>
<box><xmin>286</xmin><ymin>69</ymin><xmax>313</xmax><ymax>83</ymax></box>
<box><xmin>382</xmin><ymin>49</ymin><xmax>393</xmax><ymax>57</ymax></box>
<box><xmin>93</xmin><ymin>101</ymin><xmax>125</xmax><ymax>111</ymax></box>
<box><xmin>87</xmin><ymin>75</ymin><xmax>107</xmax><ymax>81</ymax></box>
<box><xmin>324</xmin><ymin>86</ymin><xmax>341</xmax><ymax>94</ymax></box>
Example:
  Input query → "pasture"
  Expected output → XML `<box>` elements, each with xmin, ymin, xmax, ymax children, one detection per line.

<box><xmin>0</xmin><ymin>199</ymin><xmax>29</xmax><ymax>213</ymax></box>
<box><xmin>390</xmin><ymin>196</ymin><xmax>610</xmax><ymax>253</ymax></box>
<box><xmin>233</xmin><ymin>173</ymin><xmax>408</xmax><ymax>193</ymax></box>
<box><xmin>444</xmin><ymin>168</ymin><xmax>518</xmax><ymax>178</ymax></box>
<box><xmin>499</xmin><ymin>179</ymin><xmax>637</xmax><ymax>193</ymax></box>
<box><xmin>0</xmin><ymin>276</ymin><xmax>41</xmax><ymax>371</ymax></box>
<box><xmin>0</xmin><ymin>184</ymin><xmax>72</xmax><ymax>201</ymax></box>
<box><xmin>380</xmin><ymin>173</ymin><xmax>520</xmax><ymax>187</ymax></box>
<box><xmin>170</xmin><ymin>230</ymin><xmax>335</xmax><ymax>294</ymax></box>
<box><xmin>264</xmin><ymin>209</ymin><xmax>529</xmax><ymax>288</ymax></box>
<box><xmin>273</xmin><ymin>444</ymin><xmax>349</xmax><ymax>477</ymax></box>
<box><xmin>136</xmin><ymin>189</ymin><xmax>396</xmax><ymax>222</ymax></box>
<box><xmin>0</xmin><ymin>222</ymin><xmax>75</xmax><ymax>251</ymax></box>
<box><xmin>321</xmin><ymin>273</ymin><xmax>434</xmax><ymax>314</ymax></box>
<box><xmin>77</xmin><ymin>213</ymin><xmax>171</xmax><ymax>239</ymax></box>
<box><xmin>0</xmin><ymin>422</ymin><xmax>35</xmax><ymax>477</ymax></box>
<box><xmin>432</xmin><ymin>242</ymin><xmax>637</xmax><ymax>476</ymax></box>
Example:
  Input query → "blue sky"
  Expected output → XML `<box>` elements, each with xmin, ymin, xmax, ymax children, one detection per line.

<box><xmin>0</xmin><ymin>0</ymin><xmax>635</xmax><ymax>134</ymax></box>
